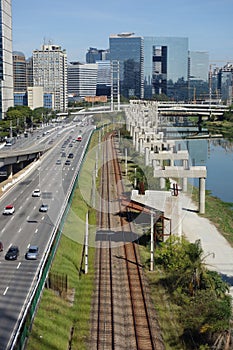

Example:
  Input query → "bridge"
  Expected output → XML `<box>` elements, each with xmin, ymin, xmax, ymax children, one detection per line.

<box><xmin>128</xmin><ymin>100</ymin><xmax>228</xmax><ymax>118</ymax></box>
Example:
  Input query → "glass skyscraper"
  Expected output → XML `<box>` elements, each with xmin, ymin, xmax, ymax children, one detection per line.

<box><xmin>0</xmin><ymin>0</ymin><xmax>13</xmax><ymax>119</ymax></box>
<box><xmin>144</xmin><ymin>36</ymin><xmax>189</xmax><ymax>99</ymax></box>
<box><xmin>109</xmin><ymin>33</ymin><xmax>144</xmax><ymax>99</ymax></box>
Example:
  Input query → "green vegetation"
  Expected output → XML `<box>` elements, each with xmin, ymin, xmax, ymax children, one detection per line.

<box><xmin>203</xmin><ymin>104</ymin><xmax>233</xmax><ymax>139</ymax></box>
<box><xmin>0</xmin><ymin>106</ymin><xmax>57</xmax><ymax>140</ymax></box>
<box><xmin>140</xmin><ymin>237</ymin><xmax>232</xmax><ymax>349</ymax></box>
<box><xmin>26</xmin><ymin>131</ymin><xmax>101</xmax><ymax>350</ymax></box>
<box><xmin>192</xmin><ymin>188</ymin><xmax>233</xmax><ymax>245</ymax></box>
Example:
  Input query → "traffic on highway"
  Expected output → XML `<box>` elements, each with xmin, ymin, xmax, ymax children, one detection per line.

<box><xmin>0</xmin><ymin>114</ymin><xmax>95</xmax><ymax>350</ymax></box>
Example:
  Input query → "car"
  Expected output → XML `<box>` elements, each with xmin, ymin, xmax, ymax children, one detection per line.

<box><xmin>0</xmin><ymin>241</ymin><xmax>3</xmax><ymax>252</ymax></box>
<box><xmin>65</xmin><ymin>160</ymin><xmax>71</xmax><ymax>165</ymax></box>
<box><xmin>56</xmin><ymin>159</ymin><xmax>61</xmax><ymax>165</ymax></box>
<box><xmin>61</xmin><ymin>152</ymin><xmax>66</xmax><ymax>157</ymax></box>
<box><xmin>32</xmin><ymin>189</ymin><xmax>41</xmax><ymax>197</ymax></box>
<box><xmin>68</xmin><ymin>153</ymin><xmax>74</xmax><ymax>159</ymax></box>
<box><xmin>5</xmin><ymin>246</ymin><xmax>19</xmax><ymax>260</ymax></box>
<box><xmin>39</xmin><ymin>204</ymin><xmax>48</xmax><ymax>212</ymax></box>
<box><xmin>3</xmin><ymin>204</ymin><xmax>15</xmax><ymax>215</ymax></box>
<box><xmin>25</xmin><ymin>245</ymin><xmax>39</xmax><ymax>260</ymax></box>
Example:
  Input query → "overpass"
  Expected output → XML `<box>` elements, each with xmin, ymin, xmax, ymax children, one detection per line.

<box><xmin>129</xmin><ymin>100</ymin><xmax>228</xmax><ymax>118</ymax></box>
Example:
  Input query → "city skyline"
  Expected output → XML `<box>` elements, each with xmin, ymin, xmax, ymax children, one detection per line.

<box><xmin>12</xmin><ymin>0</ymin><xmax>233</xmax><ymax>65</ymax></box>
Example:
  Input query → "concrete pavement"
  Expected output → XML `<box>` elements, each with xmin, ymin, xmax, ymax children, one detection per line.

<box><xmin>180</xmin><ymin>193</ymin><xmax>233</xmax><ymax>295</ymax></box>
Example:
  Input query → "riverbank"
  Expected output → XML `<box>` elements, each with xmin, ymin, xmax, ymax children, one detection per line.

<box><xmin>192</xmin><ymin>187</ymin><xmax>233</xmax><ymax>246</ymax></box>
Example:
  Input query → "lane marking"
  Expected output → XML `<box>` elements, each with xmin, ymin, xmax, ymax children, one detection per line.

<box><xmin>3</xmin><ymin>286</ymin><xmax>9</xmax><ymax>295</ymax></box>
<box><xmin>17</xmin><ymin>262</ymin><xmax>21</xmax><ymax>269</ymax></box>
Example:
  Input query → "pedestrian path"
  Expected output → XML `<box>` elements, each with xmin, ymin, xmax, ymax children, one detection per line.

<box><xmin>181</xmin><ymin>193</ymin><xmax>233</xmax><ymax>295</ymax></box>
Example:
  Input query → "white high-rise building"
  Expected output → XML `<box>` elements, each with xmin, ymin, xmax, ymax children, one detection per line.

<box><xmin>33</xmin><ymin>44</ymin><xmax>68</xmax><ymax>111</ymax></box>
<box><xmin>0</xmin><ymin>0</ymin><xmax>14</xmax><ymax>119</ymax></box>
<box><xmin>68</xmin><ymin>62</ymin><xmax>98</xmax><ymax>98</ymax></box>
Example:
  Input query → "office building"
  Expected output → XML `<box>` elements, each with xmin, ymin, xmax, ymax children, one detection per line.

<box><xmin>0</xmin><ymin>0</ymin><xmax>14</xmax><ymax>119</ymax></box>
<box><xmin>86</xmin><ymin>47</ymin><xmax>110</xmax><ymax>63</ymax></box>
<box><xmin>13</xmin><ymin>51</ymin><xmax>27</xmax><ymax>92</ymax></box>
<box><xmin>144</xmin><ymin>36</ymin><xmax>189</xmax><ymax>100</ymax></box>
<box><xmin>96</xmin><ymin>60</ymin><xmax>111</xmax><ymax>96</ymax></box>
<box><xmin>67</xmin><ymin>62</ymin><xmax>98</xmax><ymax>98</ymax></box>
<box><xmin>109</xmin><ymin>33</ymin><xmax>144</xmax><ymax>99</ymax></box>
<box><xmin>188</xmin><ymin>51</ymin><xmax>209</xmax><ymax>101</ymax></box>
<box><xmin>27</xmin><ymin>86</ymin><xmax>44</xmax><ymax>110</ymax></box>
<box><xmin>218</xmin><ymin>64</ymin><xmax>233</xmax><ymax>105</ymax></box>
<box><xmin>33</xmin><ymin>44</ymin><xmax>68</xmax><ymax>111</ymax></box>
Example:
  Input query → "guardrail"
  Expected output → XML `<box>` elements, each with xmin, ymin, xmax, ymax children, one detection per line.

<box><xmin>8</xmin><ymin>126</ymin><xmax>95</xmax><ymax>350</ymax></box>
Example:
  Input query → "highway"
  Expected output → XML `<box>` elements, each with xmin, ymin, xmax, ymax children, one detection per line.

<box><xmin>0</xmin><ymin>117</ymin><xmax>94</xmax><ymax>350</ymax></box>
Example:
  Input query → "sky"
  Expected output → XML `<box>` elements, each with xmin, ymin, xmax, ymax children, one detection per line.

<box><xmin>12</xmin><ymin>0</ymin><xmax>233</xmax><ymax>65</ymax></box>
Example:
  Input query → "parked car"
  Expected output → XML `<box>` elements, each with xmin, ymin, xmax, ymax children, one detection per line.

<box><xmin>68</xmin><ymin>153</ymin><xmax>74</xmax><ymax>159</ymax></box>
<box><xmin>5</xmin><ymin>246</ymin><xmax>19</xmax><ymax>260</ymax></box>
<box><xmin>32</xmin><ymin>189</ymin><xmax>41</xmax><ymax>197</ymax></box>
<box><xmin>25</xmin><ymin>245</ymin><xmax>39</xmax><ymax>260</ymax></box>
<box><xmin>3</xmin><ymin>204</ymin><xmax>15</xmax><ymax>215</ymax></box>
<box><xmin>65</xmin><ymin>160</ymin><xmax>71</xmax><ymax>165</ymax></box>
<box><xmin>39</xmin><ymin>204</ymin><xmax>48</xmax><ymax>212</ymax></box>
<box><xmin>0</xmin><ymin>241</ymin><xmax>3</xmax><ymax>252</ymax></box>
<box><xmin>56</xmin><ymin>159</ymin><xmax>61</xmax><ymax>165</ymax></box>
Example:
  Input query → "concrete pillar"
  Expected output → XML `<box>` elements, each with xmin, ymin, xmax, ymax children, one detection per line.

<box><xmin>182</xmin><ymin>177</ymin><xmax>187</xmax><ymax>192</ymax></box>
<box><xmin>145</xmin><ymin>147</ymin><xmax>150</xmax><ymax>166</ymax></box>
<box><xmin>160</xmin><ymin>177</ymin><xmax>166</xmax><ymax>189</ymax></box>
<box><xmin>139</xmin><ymin>137</ymin><xmax>143</xmax><ymax>154</ymax></box>
<box><xmin>135</xmin><ymin>132</ymin><xmax>139</xmax><ymax>152</ymax></box>
<box><xmin>199</xmin><ymin>177</ymin><xmax>206</xmax><ymax>214</ymax></box>
<box><xmin>7</xmin><ymin>164</ymin><xmax>13</xmax><ymax>179</ymax></box>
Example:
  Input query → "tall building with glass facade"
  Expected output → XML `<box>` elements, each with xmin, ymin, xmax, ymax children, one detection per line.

<box><xmin>13</xmin><ymin>51</ymin><xmax>27</xmax><ymax>92</ymax></box>
<box><xmin>33</xmin><ymin>44</ymin><xmax>68</xmax><ymax>111</ymax></box>
<box><xmin>144</xmin><ymin>36</ymin><xmax>189</xmax><ymax>100</ymax></box>
<box><xmin>109</xmin><ymin>33</ymin><xmax>144</xmax><ymax>99</ymax></box>
<box><xmin>0</xmin><ymin>0</ymin><xmax>13</xmax><ymax>119</ymax></box>
<box><xmin>86</xmin><ymin>47</ymin><xmax>110</xmax><ymax>63</ymax></box>
<box><xmin>188</xmin><ymin>51</ymin><xmax>209</xmax><ymax>101</ymax></box>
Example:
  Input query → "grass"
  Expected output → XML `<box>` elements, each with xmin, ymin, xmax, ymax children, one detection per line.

<box><xmin>26</xmin><ymin>130</ymin><xmax>100</xmax><ymax>350</ymax></box>
<box><xmin>192</xmin><ymin>188</ymin><xmax>233</xmax><ymax>244</ymax></box>
<box><xmin>139</xmin><ymin>247</ymin><xmax>187</xmax><ymax>349</ymax></box>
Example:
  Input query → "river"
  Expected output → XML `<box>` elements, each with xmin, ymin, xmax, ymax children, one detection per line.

<box><xmin>175</xmin><ymin>138</ymin><xmax>233</xmax><ymax>204</ymax></box>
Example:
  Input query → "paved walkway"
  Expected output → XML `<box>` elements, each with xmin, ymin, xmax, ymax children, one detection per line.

<box><xmin>180</xmin><ymin>193</ymin><xmax>233</xmax><ymax>295</ymax></box>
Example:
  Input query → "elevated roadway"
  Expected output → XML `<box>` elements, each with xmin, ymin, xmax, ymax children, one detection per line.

<box><xmin>0</xmin><ymin>120</ymin><xmax>94</xmax><ymax>350</ymax></box>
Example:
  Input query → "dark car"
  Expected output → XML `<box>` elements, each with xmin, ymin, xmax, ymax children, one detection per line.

<box><xmin>68</xmin><ymin>153</ymin><xmax>74</xmax><ymax>159</ymax></box>
<box><xmin>5</xmin><ymin>246</ymin><xmax>19</xmax><ymax>260</ymax></box>
<box><xmin>39</xmin><ymin>204</ymin><xmax>48</xmax><ymax>212</ymax></box>
<box><xmin>65</xmin><ymin>160</ymin><xmax>71</xmax><ymax>165</ymax></box>
<box><xmin>0</xmin><ymin>241</ymin><xmax>3</xmax><ymax>252</ymax></box>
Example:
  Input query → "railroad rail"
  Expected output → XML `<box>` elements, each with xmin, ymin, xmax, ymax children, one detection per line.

<box><xmin>90</xmin><ymin>131</ymin><xmax>165</xmax><ymax>349</ymax></box>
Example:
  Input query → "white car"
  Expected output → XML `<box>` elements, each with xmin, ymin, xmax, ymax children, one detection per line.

<box><xmin>25</xmin><ymin>245</ymin><xmax>39</xmax><ymax>260</ymax></box>
<box><xmin>3</xmin><ymin>204</ymin><xmax>15</xmax><ymax>215</ymax></box>
<box><xmin>32</xmin><ymin>189</ymin><xmax>41</xmax><ymax>197</ymax></box>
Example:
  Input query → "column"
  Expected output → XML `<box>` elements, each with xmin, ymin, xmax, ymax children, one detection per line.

<box><xmin>199</xmin><ymin>177</ymin><xmax>206</xmax><ymax>214</ymax></box>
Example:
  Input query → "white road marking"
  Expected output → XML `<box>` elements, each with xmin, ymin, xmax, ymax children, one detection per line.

<box><xmin>17</xmin><ymin>262</ymin><xmax>21</xmax><ymax>269</ymax></box>
<box><xmin>3</xmin><ymin>287</ymin><xmax>9</xmax><ymax>295</ymax></box>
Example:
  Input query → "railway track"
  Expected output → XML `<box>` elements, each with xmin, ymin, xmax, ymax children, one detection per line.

<box><xmin>90</xmin><ymin>132</ymin><xmax>165</xmax><ymax>350</ymax></box>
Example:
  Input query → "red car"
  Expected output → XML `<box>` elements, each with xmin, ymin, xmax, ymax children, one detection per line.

<box><xmin>3</xmin><ymin>204</ymin><xmax>15</xmax><ymax>215</ymax></box>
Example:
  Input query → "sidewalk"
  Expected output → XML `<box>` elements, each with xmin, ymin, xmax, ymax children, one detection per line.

<box><xmin>180</xmin><ymin>193</ymin><xmax>233</xmax><ymax>295</ymax></box>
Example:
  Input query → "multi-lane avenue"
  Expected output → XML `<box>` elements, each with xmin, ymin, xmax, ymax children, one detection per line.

<box><xmin>0</xmin><ymin>117</ymin><xmax>94</xmax><ymax>350</ymax></box>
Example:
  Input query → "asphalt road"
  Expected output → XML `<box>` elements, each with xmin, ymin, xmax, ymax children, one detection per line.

<box><xmin>0</xmin><ymin>119</ymin><xmax>94</xmax><ymax>350</ymax></box>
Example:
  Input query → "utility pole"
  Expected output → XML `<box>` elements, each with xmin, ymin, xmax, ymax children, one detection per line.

<box><xmin>150</xmin><ymin>212</ymin><xmax>154</xmax><ymax>271</ymax></box>
<box><xmin>85</xmin><ymin>212</ymin><xmax>89</xmax><ymax>274</ymax></box>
